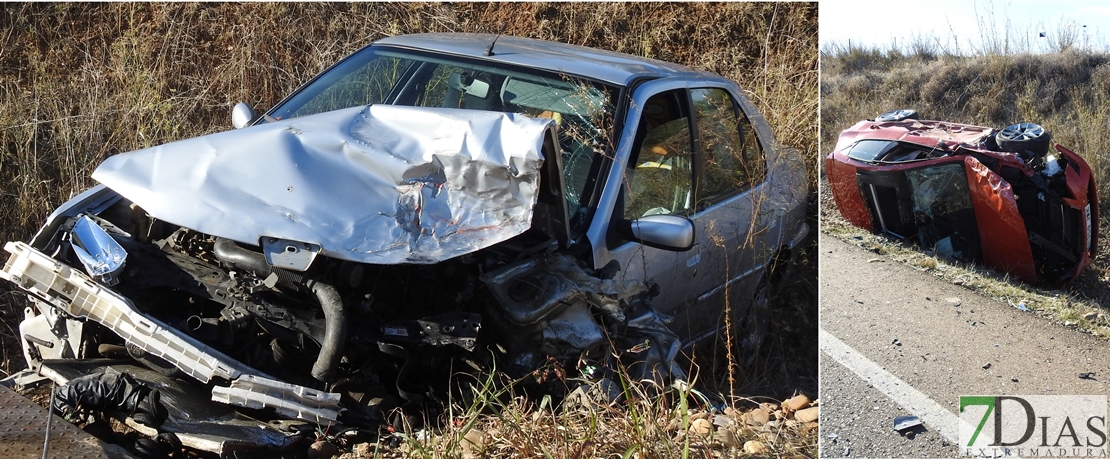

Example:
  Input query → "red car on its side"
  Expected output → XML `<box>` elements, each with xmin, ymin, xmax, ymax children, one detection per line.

<box><xmin>826</xmin><ymin>109</ymin><xmax>1097</xmax><ymax>284</ymax></box>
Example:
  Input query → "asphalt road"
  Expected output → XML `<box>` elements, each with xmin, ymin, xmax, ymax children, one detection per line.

<box><xmin>819</xmin><ymin>232</ymin><xmax>1110</xmax><ymax>458</ymax></box>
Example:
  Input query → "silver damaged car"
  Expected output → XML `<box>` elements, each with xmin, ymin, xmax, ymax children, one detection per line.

<box><xmin>0</xmin><ymin>33</ymin><xmax>808</xmax><ymax>449</ymax></box>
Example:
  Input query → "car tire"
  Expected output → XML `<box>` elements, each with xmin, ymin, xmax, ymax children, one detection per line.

<box><xmin>996</xmin><ymin>122</ymin><xmax>1051</xmax><ymax>158</ymax></box>
<box><xmin>736</xmin><ymin>275</ymin><xmax>772</xmax><ymax>368</ymax></box>
<box><xmin>875</xmin><ymin>109</ymin><xmax>919</xmax><ymax>122</ymax></box>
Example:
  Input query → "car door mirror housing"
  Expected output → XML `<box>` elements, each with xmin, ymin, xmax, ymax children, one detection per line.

<box><xmin>615</xmin><ymin>214</ymin><xmax>695</xmax><ymax>251</ymax></box>
<box><xmin>232</xmin><ymin>102</ymin><xmax>256</xmax><ymax>129</ymax></box>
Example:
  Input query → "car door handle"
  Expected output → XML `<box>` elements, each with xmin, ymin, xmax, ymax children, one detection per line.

<box><xmin>686</xmin><ymin>252</ymin><xmax>701</xmax><ymax>267</ymax></box>
<box><xmin>685</xmin><ymin>246</ymin><xmax>702</xmax><ymax>278</ymax></box>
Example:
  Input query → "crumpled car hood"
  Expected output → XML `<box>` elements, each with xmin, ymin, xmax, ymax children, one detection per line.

<box><xmin>93</xmin><ymin>105</ymin><xmax>551</xmax><ymax>264</ymax></box>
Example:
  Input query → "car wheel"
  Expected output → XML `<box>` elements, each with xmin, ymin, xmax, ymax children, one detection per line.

<box><xmin>736</xmin><ymin>273</ymin><xmax>773</xmax><ymax>368</ymax></box>
<box><xmin>875</xmin><ymin>109</ymin><xmax>919</xmax><ymax>122</ymax></box>
<box><xmin>996</xmin><ymin>122</ymin><xmax>1051</xmax><ymax>158</ymax></box>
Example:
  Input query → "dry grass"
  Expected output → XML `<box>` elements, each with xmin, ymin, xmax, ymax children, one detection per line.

<box><xmin>0</xmin><ymin>3</ymin><xmax>817</xmax><ymax>458</ymax></box>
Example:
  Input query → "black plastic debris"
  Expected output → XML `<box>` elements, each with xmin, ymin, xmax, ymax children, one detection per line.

<box><xmin>52</xmin><ymin>370</ymin><xmax>167</xmax><ymax>428</ymax></box>
<box><xmin>1079</xmin><ymin>372</ymin><xmax>1096</xmax><ymax>380</ymax></box>
<box><xmin>134</xmin><ymin>432</ymin><xmax>182</xmax><ymax>458</ymax></box>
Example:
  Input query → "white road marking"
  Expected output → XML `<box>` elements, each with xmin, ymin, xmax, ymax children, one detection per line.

<box><xmin>821</xmin><ymin>328</ymin><xmax>972</xmax><ymax>445</ymax></box>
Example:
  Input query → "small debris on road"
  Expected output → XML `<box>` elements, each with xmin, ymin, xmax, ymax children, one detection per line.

<box><xmin>982</xmin><ymin>363</ymin><xmax>991</xmax><ymax>369</ymax></box>
<box><xmin>894</xmin><ymin>415</ymin><xmax>922</xmax><ymax>432</ymax></box>
<box><xmin>1010</xmin><ymin>301</ymin><xmax>1029</xmax><ymax>311</ymax></box>
<box><xmin>1079</xmin><ymin>372</ymin><xmax>1096</xmax><ymax>380</ymax></box>
<box><xmin>892</xmin><ymin>339</ymin><xmax>901</xmax><ymax>346</ymax></box>
<box><xmin>867</xmin><ymin>258</ymin><xmax>884</xmax><ymax>263</ymax></box>
<box><xmin>1012</xmin><ymin>378</ymin><xmax>1019</xmax><ymax>382</ymax></box>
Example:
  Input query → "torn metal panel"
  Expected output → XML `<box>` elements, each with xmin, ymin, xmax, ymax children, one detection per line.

<box><xmin>69</xmin><ymin>215</ymin><xmax>127</xmax><ymax>285</ymax></box>
<box><xmin>540</xmin><ymin>303</ymin><xmax>605</xmax><ymax>356</ymax></box>
<box><xmin>962</xmin><ymin>156</ymin><xmax>1038</xmax><ymax>282</ymax></box>
<box><xmin>210</xmin><ymin>374</ymin><xmax>340</xmax><ymax>422</ymax></box>
<box><xmin>482</xmin><ymin>253</ymin><xmax>649</xmax><ymax>326</ymax></box>
<box><xmin>92</xmin><ymin>105</ymin><xmax>551</xmax><ymax>265</ymax></box>
<box><xmin>901</xmin><ymin>121</ymin><xmax>993</xmax><ymax>146</ymax></box>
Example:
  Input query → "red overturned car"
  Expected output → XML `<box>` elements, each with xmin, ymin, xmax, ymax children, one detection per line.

<box><xmin>826</xmin><ymin>109</ymin><xmax>1097</xmax><ymax>284</ymax></box>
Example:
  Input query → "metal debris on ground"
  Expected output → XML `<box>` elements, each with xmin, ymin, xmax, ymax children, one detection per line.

<box><xmin>894</xmin><ymin>415</ymin><xmax>922</xmax><ymax>432</ymax></box>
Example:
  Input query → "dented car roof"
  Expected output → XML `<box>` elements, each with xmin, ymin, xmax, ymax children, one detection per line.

<box><xmin>832</xmin><ymin>119</ymin><xmax>996</xmax><ymax>155</ymax></box>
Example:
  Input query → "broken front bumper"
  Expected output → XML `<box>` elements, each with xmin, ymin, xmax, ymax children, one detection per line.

<box><xmin>0</xmin><ymin>241</ymin><xmax>341</xmax><ymax>423</ymax></box>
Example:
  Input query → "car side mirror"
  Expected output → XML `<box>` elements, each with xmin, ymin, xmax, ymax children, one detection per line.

<box><xmin>615</xmin><ymin>215</ymin><xmax>695</xmax><ymax>251</ymax></box>
<box><xmin>232</xmin><ymin>102</ymin><xmax>256</xmax><ymax>129</ymax></box>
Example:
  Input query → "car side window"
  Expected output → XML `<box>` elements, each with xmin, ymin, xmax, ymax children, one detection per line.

<box><xmin>691</xmin><ymin>88</ymin><xmax>766</xmax><ymax>206</ymax></box>
<box><xmin>623</xmin><ymin>90</ymin><xmax>694</xmax><ymax>220</ymax></box>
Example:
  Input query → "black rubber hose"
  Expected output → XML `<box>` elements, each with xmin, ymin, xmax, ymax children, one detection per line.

<box><xmin>212</xmin><ymin>237</ymin><xmax>347</xmax><ymax>383</ymax></box>
<box><xmin>212</xmin><ymin>238</ymin><xmax>278</xmax><ymax>279</ymax></box>
<box><xmin>308</xmin><ymin>279</ymin><xmax>345</xmax><ymax>383</ymax></box>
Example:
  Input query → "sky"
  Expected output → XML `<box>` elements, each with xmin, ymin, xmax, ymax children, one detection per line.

<box><xmin>820</xmin><ymin>0</ymin><xmax>1110</xmax><ymax>54</ymax></box>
